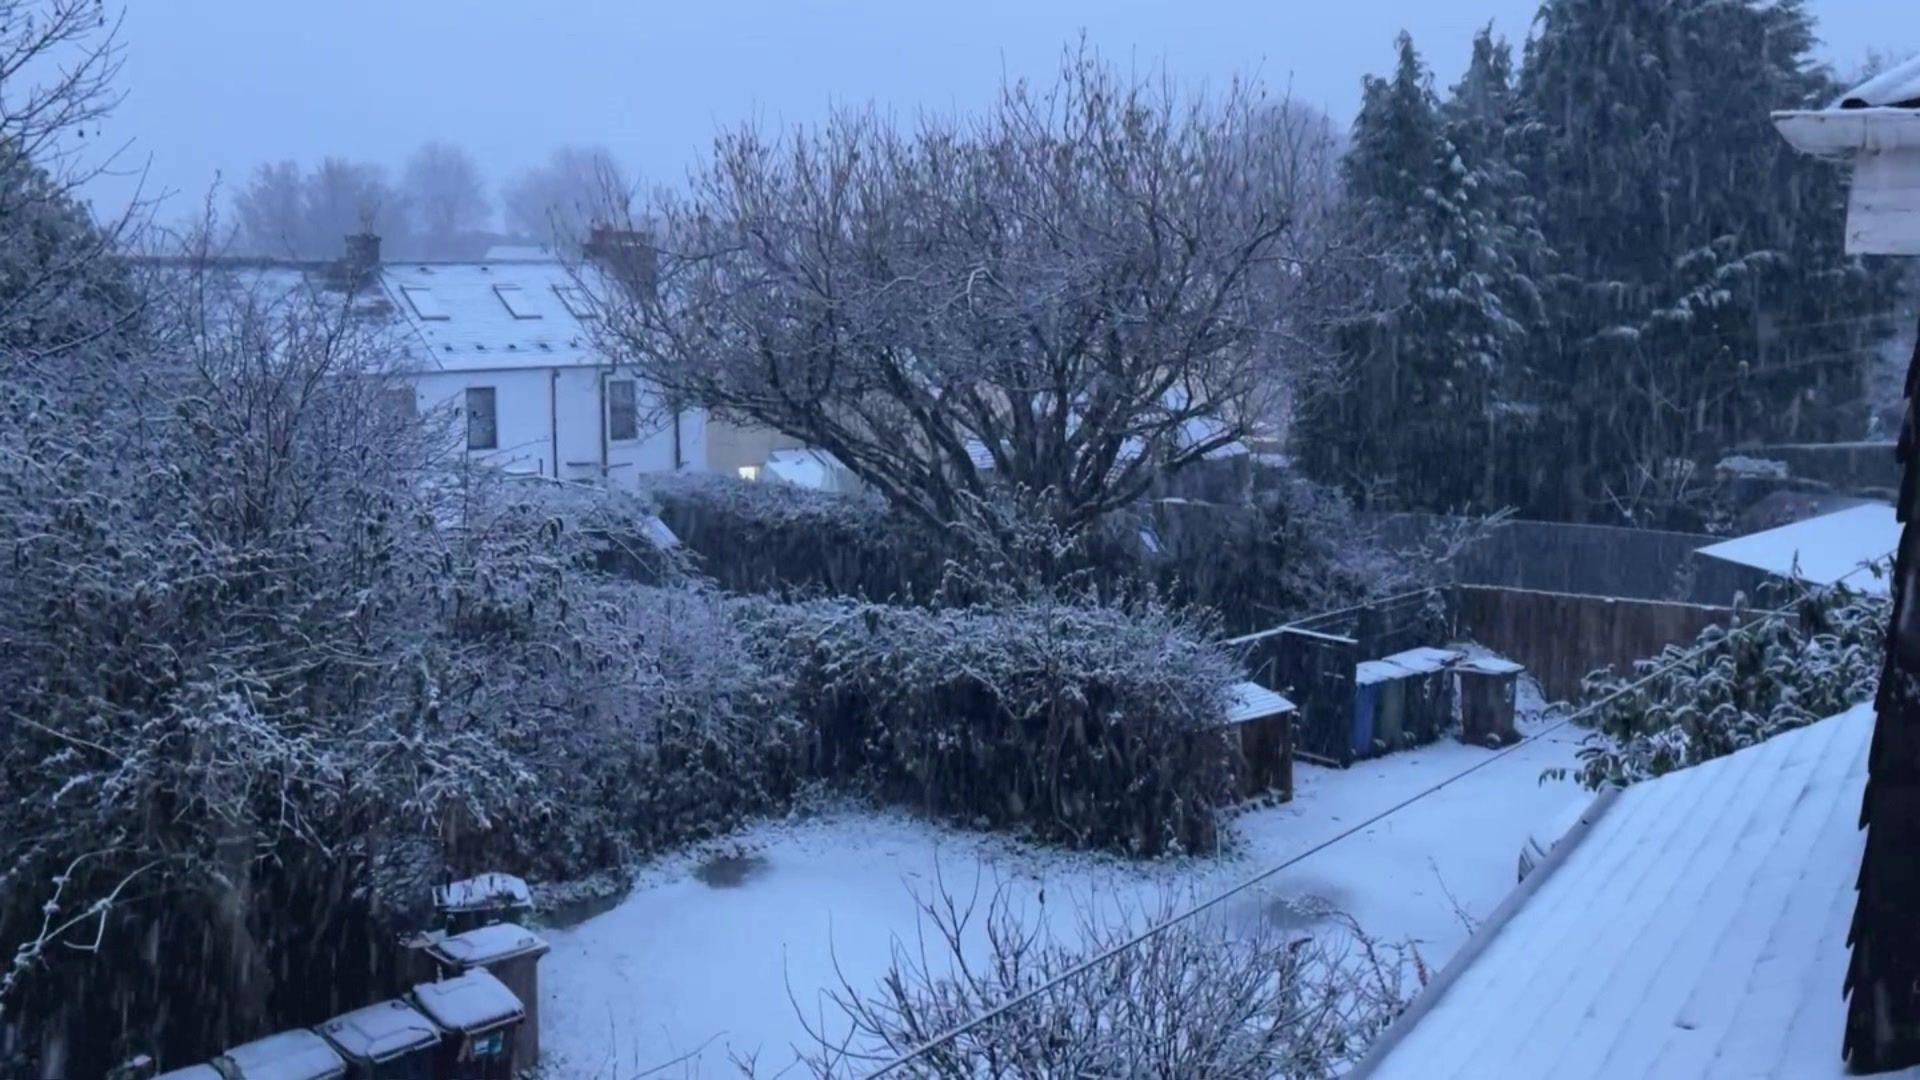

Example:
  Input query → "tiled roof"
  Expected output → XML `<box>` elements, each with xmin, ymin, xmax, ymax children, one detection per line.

<box><xmin>1362</xmin><ymin>702</ymin><xmax>1902</xmax><ymax>1080</ymax></box>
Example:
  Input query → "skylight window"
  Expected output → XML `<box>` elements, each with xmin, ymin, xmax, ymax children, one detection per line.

<box><xmin>493</xmin><ymin>284</ymin><xmax>543</xmax><ymax>320</ymax></box>
<box><xmin>553</xmin><ymin>285</ymin><xmax>597</xmax><ymax>320</ymax></box>
<box><xmin>400</xmin><ymin>285</ymin><xmax>448</xmax><ymax>321</ymax></box>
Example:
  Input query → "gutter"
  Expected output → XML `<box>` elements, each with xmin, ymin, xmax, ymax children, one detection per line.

<box><xmin>598</xmin><ymin>368</ymin><xmax>609</xmax><ymax>480</ymax></box>
<box><xmin>1348</xmin><ymin>784</ymin><xmax>1624</xmax><ymax>1078</ymax></box>
<box><xmin>549</xmin><ymin>368</ymin><xmax>560</xmax><ymax>480</ymax></box>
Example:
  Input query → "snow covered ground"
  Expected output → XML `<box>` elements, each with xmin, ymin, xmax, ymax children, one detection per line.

<box><xmin>540</xmin><ymin>698</ymin><xmax>1587</xmax><ymax>1078</ymax></box>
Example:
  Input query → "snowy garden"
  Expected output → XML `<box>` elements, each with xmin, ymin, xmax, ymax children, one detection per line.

<box><xmin>0</xmin><ymin>0</ymin><xmax>1910</xmax><ymax>1076</ymax></box>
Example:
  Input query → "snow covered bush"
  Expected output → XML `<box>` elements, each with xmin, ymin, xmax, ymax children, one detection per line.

<box><xmin>744</xmin><ymin>595</ymin><xmax>1243</xmax><ymax>855</ymax></box>
<box><xmin>0</xmin><ymin>247</ymin><xmax>798</xmax><ymax>1071</ymax></box>
<box><xmin>799</xmin><ymin>882</ymin><xmax>1416</xmax><ymax>1078</ymax></box>
<box><xmin>1566</xmin><ymin>585</ymin><xmax>1885</xmax><ymax>789</ymax></box>
<box><xmin>645</xmin><ymin>470</ymin><xmax>948</xmax><ymax>601</ymax></box>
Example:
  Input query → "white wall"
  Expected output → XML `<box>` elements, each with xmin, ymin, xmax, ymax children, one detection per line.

<box><xmin>408</xmin><ymin>367</ymin><xmax>700</xmax><ymax>487</ymax></box>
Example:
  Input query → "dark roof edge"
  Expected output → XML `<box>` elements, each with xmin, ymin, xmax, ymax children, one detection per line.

<box><xmin>1348</xmin><ymin>783</ymin><xmax>1624</xmax><ymax>1079</ymax></box>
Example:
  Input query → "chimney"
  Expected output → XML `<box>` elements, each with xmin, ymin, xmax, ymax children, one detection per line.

<box><xmin>583</xmin><ymin>224</ymin><xmax>659</xmax><ymax>300</ymax></box>
<box><xmin>338</xmin><ymin>232</ymin><xmax>381</xmax><ymax>291</ymax></box>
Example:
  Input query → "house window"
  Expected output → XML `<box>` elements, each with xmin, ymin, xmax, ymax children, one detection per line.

<box><xmin>493</xmin><ymin>283</ymin><xmax>543</xmax><ymax>319</ymax></box>
<box><xmin>554</xmin><ymin>285</ymin><xmax>597</xmax><ymax>319</ymax></box>
<box><xmin>466</xmin><ymin>386</ymin><xmax>497</xmax><ymax>450</ymax></box>
<box><xmin>400</xmin><ymin>285</ymin><xmax>449</xmax><ymax>320</ymax></box>
<box><xmin>608</xmin><ymin>379</ymin><xmax>638</xmax><ymax>441</ymax></box>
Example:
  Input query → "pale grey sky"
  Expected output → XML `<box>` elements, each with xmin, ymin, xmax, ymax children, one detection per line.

<box><xmin>84</xmin><ymin>0</ymin><xmax>1911</xmax><ymax>224</ymax></box>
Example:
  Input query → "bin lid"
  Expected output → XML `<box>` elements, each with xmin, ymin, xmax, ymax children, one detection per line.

<box><xmin>1222</xmin><ymin>681</ymin><xmax>1296</xmax><ymax>724</ymax></box>
<box><xmin>1454</xmin><ymin>655</ymin><xmax>1525</xmax><ymax>676</ymax></box>
<box><xmin>155</xmin><ymin>1067</ymin><xmax>224</xmax><ymax>1080</ymax></box>
<box><xmin>317</xmin><ymin>999</ymin><xmax>441</xmax><ymax>1064</ymax></box>
<box><xmin>433</xmin><ymin>872</ymin><xmax>532</xmax><ymax>914</ymax></box>
<box><xmin>1379</xmin><ymin>647</ymin><xmax>1462</xmax><ymax>674</ymax></box>
<box><xmin>215</xmin><ymin>1029</ymin><xmax>347</xmax><ymax>1080</ymax></box>
<box><xmin>1355</xmin><ymin>660</ymin><xmax>1402</xmax><ymax>686</ymax></box>
<box><xmin>427</xmin><ymin>922</ymin><xmax>550</xmax><ymax>968</ymax></box>
<box><xmin>410</xmin><ymin>970</ymin><xmax>525</xmax><ymax>1035</ymax></box>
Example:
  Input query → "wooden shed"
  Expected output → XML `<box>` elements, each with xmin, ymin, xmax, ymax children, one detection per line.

<box><xmin>1220</xmin><ymin>681</ymin><xmax>1296</xmax><ymax>801</ymax></box>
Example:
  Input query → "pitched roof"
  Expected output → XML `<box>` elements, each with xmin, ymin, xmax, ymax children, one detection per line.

<box><xmin>379</xmin><ymin>261</ymin><xmax>604</xmax><ymax>372</ymax></box>
<box><xmin>1222</xmin><ymin>681</ymin><xmax>1295</xmax><ymax>724</ymax></box>
<box><xmin>1694</xmin><ymin>503</ymin><xmax>1896</xmax><ymax>595</ymax></box>
<box><xmin>1841</xmin><ymin>54</ymin><xmax>1920</xmax><ymax>110</ymax></box>
<box><xmin>1360</xmin><ymin>702</ymin><xmax>1905</xmax><ymax>1080</ymax></box>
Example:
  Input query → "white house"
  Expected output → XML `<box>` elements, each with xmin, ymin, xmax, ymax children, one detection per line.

<box><xmin>1773</xmin><ymin>54</ymin><xmax>1920</xmax><ymax>255</ymax></box>
<box><xmin>376</xmin><ymin>252</ymin><xmax>706</xmax><ymax>484</ymax></box>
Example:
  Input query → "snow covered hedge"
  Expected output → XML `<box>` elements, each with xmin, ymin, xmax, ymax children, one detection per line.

<box><xmin>744</xmin><ymin>596</ymin><xmax>1243</xmax><ymax>855</ymax></box>
<box><xmin>1566</xmin><ymin>585</ymin><xmax>1884</xmax><ymax>788</ymax></box>
<box><xmin>653</xmin><ymin>469</ymin><xmax>1424</xmax><ymax>633</ymax></box>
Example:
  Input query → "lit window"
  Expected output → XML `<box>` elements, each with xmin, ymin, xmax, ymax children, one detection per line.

<box><xmin>493</xmin><ymin>283</ymin><xmax>543</xmax><ymax>320</ymax></box>
<box><xmin>554</xmin><ymin>285</ymin><xmax>597</xmax><ymax>319</ymax></box>
<box><xmin>737</xmin><ymin>465</ymin><xmax>760</xmax><ymax>481</ymax></box>
<box><xmin>400</xmin><ymin>285</ymin><xmax>449</xmax><ymax>321</ymax></box>
<box><xmin>465</xmin><ymin>387</ymin><xmax>497</xmax><ymax>450</ymax></box>
<box><xmin>608</xmin><ymin>379</ymin><xmax>638</xmax><ymax>441</ymax></box>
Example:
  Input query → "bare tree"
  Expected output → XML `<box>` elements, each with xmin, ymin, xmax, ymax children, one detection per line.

<box><xmin>230</xmin><ymin>158</ymin><xmax>305</xmax><ymax>254</ymax></box>
<box><xmin>402</xmin><ymin>139</ymin><xmax>490</xmax><ymax>256</ymax></box>
<box><xmin>592</xmin><ymin>46</ymin><xmax>1349</xmax><ymax>542</ymax></box>
<box><xmin>794</xmin><ymin>877</ymin><xmax>1416</xmax><ymax>1078</ymax></box>
<box><xmin>502</xmin><ymin>143</ymin><xmax>629</xmax><ymax>245</ymax></box>
<box><xmin>301</xmin><ymin>156</ymin><xmax>400</xmax><ymax>253</ymax></box>
<box><xmin>0</xmin><ymin>0</ymin><xmax>140</xmax><ymax>353</ymax></box>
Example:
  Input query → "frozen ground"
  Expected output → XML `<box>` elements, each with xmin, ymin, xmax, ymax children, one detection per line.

<box><xmin>541</xmin><ymin>697</ymin><xmax>1587</xmax><ymax>1078</ymax></box>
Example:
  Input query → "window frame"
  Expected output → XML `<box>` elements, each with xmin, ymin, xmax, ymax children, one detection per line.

<box><xmin>465</xmin><ymin>386</ymin><xmax>498</xmax><ymax>451</ymax></box>
<box><xmin>607</xmin><ymin>378</ymin><xmax>638</xmax><ymax>442</ymax></box>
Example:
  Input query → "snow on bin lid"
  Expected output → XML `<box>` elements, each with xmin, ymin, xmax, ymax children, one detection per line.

<box><xmin>410</xmin><ymin>970</ymin><xmax>525</xmax><ymax>1035</ymax></box>
<box><xmin>433</xmin><ymin>872</ymin><xmax>532</xmax><ymax>913</ymax></box>
<box><xmin>317</xmin><ymin>999</ymin><xmax>441</xmax><ymax>1064</ymax></box>
<box><xmin>1453</xmin><ymin>655</ymin><xmax>1524</xmax><ymax>676</ymax></box>
<box><xmin>155</xmin><ymin>1067</ymin><xmax>224</xmax><ymax>1080</ymax></box>
<box><xmin>1380</xmin><ymin>647</ymin><xmax>1463</xmax><ymax>675</ymax></box>
<box><xmin>215</xmin><ymin>1029</ymin><xmax>347</xmax><ymax>1080</ymax></box>
<box><xmin>428</xmin><ymin>922</ymin><xmax>551</xmax><ymax>967</ymax></box>
<box><xmin>1355</xmin><ymin>660</ymin><xmax>1403</xmax><ymax>686</ymax></box>
<box><xmin>1223</xmin><ymin>681</ymin><xmax>1296</xmax><ymax>724</ymax></box>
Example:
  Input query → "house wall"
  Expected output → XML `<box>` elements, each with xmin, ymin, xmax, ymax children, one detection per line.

<box><xmin>408</xmin><ymin>367</ymin><xmax>700</xmax><ymax>487</ymax></box>
<box><xmin>706</xmin><ymin>418</ymin><xmax>806</xmax><ymax>476</ymax></box>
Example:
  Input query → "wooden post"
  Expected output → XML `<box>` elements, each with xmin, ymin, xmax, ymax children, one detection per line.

<box><xmin>1846</xmin><ymin>322</ymin><xmax>1920</xmax><ymax>1072</ymax></box>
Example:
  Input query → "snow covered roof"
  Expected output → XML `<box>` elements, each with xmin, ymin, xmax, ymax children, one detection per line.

<box><xmin>381</xmin><ymin>262</ymin><xmax>604</xmax><ymax>372</ymax></box>
<box><xmin>316</xmin><ymin>999</ymin><xmax>440</xmax><ymax>1064</ymax></box>
<box><xmin>1222</xmin><ymin>681</ymin><xmax>1296</xmax><ymax>724</ymax></box>
<box><xmin>409</xmin><ymin>970</ymin><xmax>526</xmax><ymax>1035</ymax></box>
<box><xmin>213</xmin><ymin>1029</ymin><xmax>347</xmax><ymax>1080</ymax></box>
<box><xmin>428</xmin><ymin>922</ymin><xmax>550</xmax><ymax>968</ymax></box>
<box><xmin>433</xmin><ymin>872</ymin><xmax>533</xmax><ymax>914</ymax></box>
<box><xmin>1694</xmin><ymin>502</ymin><xmax>1897</xmax><ymax>596</ymax></box>
<box><xmin>481</xmin><ymin>243</ymin><xmax>558</xmax><ymax>262</ymax></box>
<box><xmin>1360</xmin><ymin>702</ymin><xmax>1890</xmax><ymax>1080</ymax></box>
<box><xmin>1841</xmin><ymin>54</ymin><xmax>1920</xmax><ymax>110</ymax></box>
<box><xmin>1380</xmin><ymin>646</ymin><xmax>1462</xmax><ymax>675</ymax></box>
<box><xmin>763</xmin><ymin>448</ymin><xmax>846</xmax><ymax>490</ymax></box>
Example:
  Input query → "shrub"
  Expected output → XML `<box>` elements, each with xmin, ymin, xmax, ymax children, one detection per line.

<box><xmin>744</xmin><ymin>595</ymin><xmax>1243</xmax><ymax>855</ymax></box>
<box><xmin>800</xmin><ymin>880</ymin><xmax>1418</xmax><ymax>1078</ymax></box>
<box><xmin>1564</xmin><ymin>584</ymin><xmax>1885</xmax><ymax>789</ymax></box>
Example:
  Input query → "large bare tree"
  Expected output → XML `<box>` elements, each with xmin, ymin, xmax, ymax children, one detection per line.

<box><xmin>593</xmin><ymin>49</ymin><xmax>1345</xmax><ymax>538</ymax></box>
<box><xmin>402</xmin><ymin>139</ymin><xmax>490</xmax><ymax>254</ymax></box>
